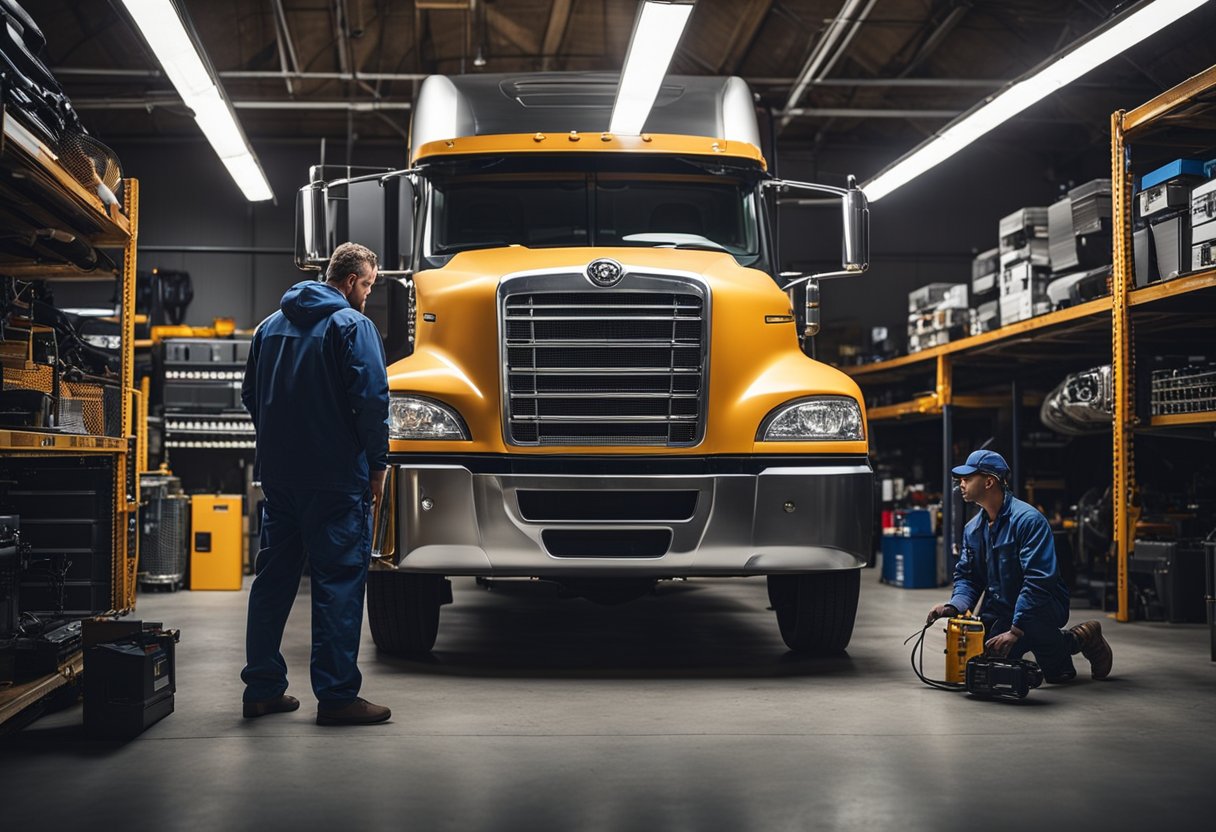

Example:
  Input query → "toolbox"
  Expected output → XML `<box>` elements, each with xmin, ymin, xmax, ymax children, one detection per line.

<box><xmin>1140</xmin><ymin>158</ymin><xmax>1206</xmax><ymax>190</ymax></box>
<box><xmin>1192</xmin><ymin>218</ymin><xmax>1216</xmax><ymax>272</ymax></box>
<box><xmin>1191</xmin><ymin>177</ymin><xmax>1216</xmax><ymax>228</ymax></box>
<box><xmin>83</xmin><ymin>622</ymin><xmax>179</xmax><ymax>739</ymax></box>
<box><xmin>1139</xmin><ymin>180</ymin><xmax>1195</xmax><ymax>220</ymax></box>
<box><xmin>1130</xmin><ymin>540</ymin><xmax>1207</xmax><ymax>623</ymax></box>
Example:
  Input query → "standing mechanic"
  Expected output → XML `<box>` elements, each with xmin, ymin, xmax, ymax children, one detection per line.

<box><xmin>926</xmin><ymin>450</ymin><xmax>1113</xmax><ymax>683</ymax></box>
<box><xmin>240</xmin><ymin>242</ymin><xmax>392</xmax><ymax>725</ymax></box>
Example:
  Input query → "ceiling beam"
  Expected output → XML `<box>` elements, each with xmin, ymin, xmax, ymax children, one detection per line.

<box><xmin>782</xmin><ymin>107</ymin><xmax>961</xmax><ymax>119</ymax></box>
<box><xmin>540</xmin><ymin>0</ymin><xmax>573</xmax><ymax>71</ymax></box>
<box><xmin>898</xmin><ymin>2</ymin><xmax>971</xmax><ymax>78</ymax></box>
<box><xmin>485</xmin><ymin>5</ymin><xmax>542</xmax><ymax>55</ymax></box>
<box><xmin>54</xmin><ymin>68</ymin><xmax>1132</xmax><ymax>91</ymax></box>
<box><xmin>780</xmin><ymin>0</ymin><xmax>879</xmax><ymax>130</ymax></box>
<box><xmin>70</xmin><ymin>97</ymin><xmax>412</xmax><ymax>111</ymax></box>
<box><xmin>716</xmin><ymin>0</ymin><xmax>773</xmax><ymax>74</ymax></box>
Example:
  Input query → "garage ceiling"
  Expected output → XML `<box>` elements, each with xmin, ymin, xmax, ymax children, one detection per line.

<box><xmin>29</xmin><ymin>0</ymin><xmax>1216</xmax><ymax>165</ymax></box>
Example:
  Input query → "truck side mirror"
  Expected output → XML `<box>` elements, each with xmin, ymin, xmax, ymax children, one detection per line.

<box><xmin>296</xmin><ymin>170</ymin><xmax>415</xmax><ymax>274</ymax></box>
<box><xmin>294</xmin><ymin>182</ymin><xmax>328</xmax><ymax>271</ymax></box>
<box><xmin>841</xmin><ymin>175</ymin><xmax>869</xmax><ymax>274</ymax></box>
<box><xmin>340</xmin><ymin>172</ymin><xmax>416</xmax><ymax>275</ymax></box>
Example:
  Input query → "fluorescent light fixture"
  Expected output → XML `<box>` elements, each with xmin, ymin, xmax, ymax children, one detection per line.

<box><xmin>864</xmin><ymin>0</ymin><xmax>1208</xmax><ymax>202</ymax></box>
<box><xmin>609</xmin><ymin>1</ymin><xmax>695</xmax><ymax>135</ymax></box>
<box><xmin>122</xmin><ymin>0</ymin><xmax>273</xmax><ymax>202</ymax></box>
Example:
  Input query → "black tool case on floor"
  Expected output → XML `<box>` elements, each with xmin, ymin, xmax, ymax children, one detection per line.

<box><xmin>1130</xmin><ymin>540</ymin><xmax>1207</xmax><ymax>623</ymax></box>
<box><xmin>83</xmin><ymin>621</ymin><xmax>179</xmax><ymax>739</ymax></box>
<box><xmin>1204</xmin><ymin>539</ymin><xmax>1215</xmax><ymax>662</ymax></box>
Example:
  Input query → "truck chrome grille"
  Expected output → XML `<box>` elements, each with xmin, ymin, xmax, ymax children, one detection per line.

<box><xmin>502</xmin><ymin>286</ymin><xmax>707</xmax><ymax>446</ymax></box>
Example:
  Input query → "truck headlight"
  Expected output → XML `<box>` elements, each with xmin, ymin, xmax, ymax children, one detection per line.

<box><xmin>758</xmin><ymin>396</ymin><xmax>864</xmax><ymax>442</ymax></box>
<box><xmin>389</xmin><ymin>395</ymin><xmax>469</xmax><ymax>440</ymax></box>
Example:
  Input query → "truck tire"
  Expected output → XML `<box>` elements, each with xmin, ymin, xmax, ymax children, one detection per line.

<box><xmin>366</xmin><ymin>572</ymin><xmax>450</xmax><ymax>656</ymax></box>
<box><xmin>766</xmin><ymin>569</ymin><xmax>861</xmax><ymax>654</ymax></box>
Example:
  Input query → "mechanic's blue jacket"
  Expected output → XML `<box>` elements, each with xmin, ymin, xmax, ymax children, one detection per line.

<box><xmin>947</xmin><ymin>492</ymin><xmax>1070</xmax><ymax>630</ymax></box>
<box><xmin>242</xmin><ymin>280</ymin><xmax>388</xmax><ymax>493</ymax></box>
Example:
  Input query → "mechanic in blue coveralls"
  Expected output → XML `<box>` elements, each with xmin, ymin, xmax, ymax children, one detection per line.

<box><xmin>926</xmin><ymin>450</ymin><xmax>1113</xmax><ymax>682</ymax></box>
<box><xmin>240</xmin><ymin>242</ymin><xmax>391</xmax><ymax>725</ymax></box>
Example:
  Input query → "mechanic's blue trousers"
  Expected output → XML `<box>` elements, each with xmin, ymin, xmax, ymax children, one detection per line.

<box><xmin>982</xmin><ymin>611</ymin><xmax>1079</xmax><ymax>683</ymax></box>
<box><xmin>241</xmin><ymin>485</ymin><xmax>371</xmax><ymax>705</ymax></box>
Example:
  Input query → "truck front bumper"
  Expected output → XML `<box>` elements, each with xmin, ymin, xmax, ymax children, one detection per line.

<box><xmin>386</xmin><ymin>454</ymin><xmax>873</xmax><ymax>577</ymax></box>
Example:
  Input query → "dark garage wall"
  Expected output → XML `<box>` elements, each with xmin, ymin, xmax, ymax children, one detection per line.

<box><xmin>57</xmin><ymin>138</ymin><xmax>408</xmax><ymax>329</ymax></box>
<box><xmin>57</xmin><ymin>134</ymin><xmax>1100</xmax><ymax>348</ymax></box>
<box><xmin>776</xmin><ymin>139</ymin><xmax>1105</xmax><ymax>356</ymax></box>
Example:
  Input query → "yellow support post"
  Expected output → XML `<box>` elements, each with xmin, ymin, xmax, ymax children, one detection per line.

<box><xmin>115</xmin><ymin>178</ymin><xmax>141</xmax><ymax>612</ymax></box>
<box><xmin>1110</xmin><ymin>114</ymin><xmax>1133</xmax><ymax>623</ymax></box>
<box><xmin>935</xmin><ymin>353</ymin><xmax>953</xmax><ymax>408</ymax></box>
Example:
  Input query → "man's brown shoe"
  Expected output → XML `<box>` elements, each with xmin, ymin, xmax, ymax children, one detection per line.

<box><xmin>316</xmin><ymin>697</ymin><xmax>391</xmax><ymax>726</ymax></box>
<box><xmin>1070</xmin><ymin>620</ymin><xmax>1113</xmax><ymax>679</ymax></box>
<box><xmin>243</xmin><ymin>694</ymin><xmax>301</xmax><ymax>718</ymax></box>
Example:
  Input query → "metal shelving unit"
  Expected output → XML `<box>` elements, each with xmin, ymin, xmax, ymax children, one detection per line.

<box><xmin>0</xmin><ymin>104</ymin><xmax>141</xmax><ymax>724</ymax></box>
<box><xmin>847</xmin><ymin>64</ymin><xmax>1216</xmax><ymax>623</ymax></box>
<box><xmin>1112</xmin><ymin>65</ymin><xmax>1216</xmax><ymax>622</ymax></box>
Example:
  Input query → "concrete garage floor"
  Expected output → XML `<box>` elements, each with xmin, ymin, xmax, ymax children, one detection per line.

<box><xmin>1</xmin><ymin>571</ymin><xmax>1213</xmax><ymax>831</ymax></box>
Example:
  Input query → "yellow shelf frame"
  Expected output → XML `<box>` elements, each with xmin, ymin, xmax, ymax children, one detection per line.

<box><xmin>1148</xmin><ymin>412</ymin><xmax>1216</xmax><ymax>428</ymax></box>
<box><xmin>0</xmin><ymin>430</ymin><xmax>128</xmax><ymax>452</ymax></box>
<box><xmin>0</xmin><ymin>653</ymin><xmax>84</xmax><ymax>727</ymax></box>
<box><xmin>848</xmin><ymin>296</ymin><xmax>1112</xmax><ymax>379</ymax></box>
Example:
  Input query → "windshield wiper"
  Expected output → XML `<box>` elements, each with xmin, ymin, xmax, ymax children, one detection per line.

<box><xmin>621</xmin><ymin>233</ymin><xmax>730</xmax><ymax>252</ymax></box>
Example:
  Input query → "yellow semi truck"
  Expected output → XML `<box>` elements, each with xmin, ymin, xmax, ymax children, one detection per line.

<box><xmin>295</xmin><ymin>73</ymin><xmax>872</xmax><ymax>655</ymax></box>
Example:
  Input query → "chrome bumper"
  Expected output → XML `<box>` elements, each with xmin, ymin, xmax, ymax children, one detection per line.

<box><xmin>388</xmin><ymin>456</ymin><xmax>872</xmax><ymax>577</ymax></box>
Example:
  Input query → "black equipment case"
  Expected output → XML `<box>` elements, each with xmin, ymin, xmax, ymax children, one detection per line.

<box><xmin>83</xmin><ymin>620</ymin><xmax>179</xmax><ymax>739</ymax></box>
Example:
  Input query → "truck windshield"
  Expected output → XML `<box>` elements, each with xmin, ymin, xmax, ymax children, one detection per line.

<box><xmin>427</xmin><ymin>173</ymin><xmax>760</xmax><ymax>263</ymax></box>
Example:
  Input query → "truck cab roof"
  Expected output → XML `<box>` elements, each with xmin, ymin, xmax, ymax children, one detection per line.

<box><xmin>410</xmin><ymin>72</ymin><xmax>763</xmax><ymax>165</ymax></box>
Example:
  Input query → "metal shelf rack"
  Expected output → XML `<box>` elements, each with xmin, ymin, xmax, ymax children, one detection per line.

<box><xmin>1</xmin><ymin>104</ymin><xmax>141</xmax><ymax>724</ymax></box>
<box><xmin>846</xmin><ymin>64</ymin><xmax>1216</xmax><ymax>623</ymax></box>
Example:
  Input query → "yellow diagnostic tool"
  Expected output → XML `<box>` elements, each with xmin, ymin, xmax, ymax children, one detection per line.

<box><xmin>945</xmin><ymin>614</ymin><xmax>986</xmax><ymax>684</ymax></box>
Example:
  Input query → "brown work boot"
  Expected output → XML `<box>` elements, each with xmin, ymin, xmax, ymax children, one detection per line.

<box><xmin>243</xmin><ymin>694</ymin><xmax>300</xmax><ymax>719</ymax></box>
<box><xmin>1070</xmin><ymin>620</ymin><xmax>1113</xmax><ymax>679</ymax></box>
<box><xmin>316</xmin><ymin>697</ymin><xmax>392</xmax><ymax>726</ymax></box>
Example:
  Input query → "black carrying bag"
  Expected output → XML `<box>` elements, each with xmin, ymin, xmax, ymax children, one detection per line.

<box><xmin>0</xmin><ymin>0</ymin><xmax>83</xmax><ymax>147</ymax></box>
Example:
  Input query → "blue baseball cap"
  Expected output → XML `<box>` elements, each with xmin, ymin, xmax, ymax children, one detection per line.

<box><xmin>952</xmin><ymin>449</ymin><xmax>1010</xmax><ymax>481</ymax></box>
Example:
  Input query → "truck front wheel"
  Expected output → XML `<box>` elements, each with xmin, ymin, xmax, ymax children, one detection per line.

<box><xmin>366</xmin><ymin>572</ymin><xmax>451</xmax><ymax>656</ymax></box>
<box><xmin>766</xmin><ymin>570</ymin><xmax>861</xmax><ymax>654</ymax></box>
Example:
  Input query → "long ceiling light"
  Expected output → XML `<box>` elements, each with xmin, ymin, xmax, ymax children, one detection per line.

<box><xmin>121</xmin><ymin>0</ymin><xmax>274</xmax><ymax>202</ymax></box>
<box><xmin>864</xmin><ymin>0</ymin><xmax>1209</xmax><ymax>202</ymax></box>
<box><xmin>609</xmin><ymin>1</ymin><xmax>696</xmax><ymax>135</ymax></box>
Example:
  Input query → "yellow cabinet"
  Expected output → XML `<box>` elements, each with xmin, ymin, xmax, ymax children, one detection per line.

<box><xmin>190</xmin><ymin>495</ymin><xmax>243</xmax><ymax>590</ymax></box>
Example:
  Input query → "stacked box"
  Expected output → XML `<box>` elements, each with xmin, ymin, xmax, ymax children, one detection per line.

<box><xmin>999</xmin><ymin>207</ymin><xmax>1050</xmax><ymax>270</ymax></box>
<box><xmin>1191</xmin><ymin>177</ymin><xmax>1216</xmax><ymax>271</ymax></box>
<box><xmin>1139</xmin><ymin>159</ymin><xmax>1207</xmax><ymax>282</ymax></box>
<box><xmin>970</xmin><ymin>300</ymin><xmax>1000</xmax><ymax>335</ymax></box>
<box><xmin>907</xmin><ymin>283</ymin><xmax>967</xmax><ymax>353</ymax></box>
<box><xmin>1049</xmin><ymin>179</ymin><xmax>1112</xmax><ymax>278</ymax></box>
<box><xmin>971</xmin><ymin>247</ymin><xmax>1000</xmax><ymax>299</ymax></box>
<box><xmin>1000</xmin><ymin>261</ymin><xmax>1051</xmax><ymax>326</ymax></box>
<box><xmin>998</xmin><ymin>207</ymin><xmax>1052</xmax><ymax>325</ymax></box>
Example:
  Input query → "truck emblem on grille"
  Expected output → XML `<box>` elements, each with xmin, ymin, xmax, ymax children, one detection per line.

<box><xmin>586</xmin><ymin>258</ymin><xmax>624</xmax><ymax>287</ymax></box>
